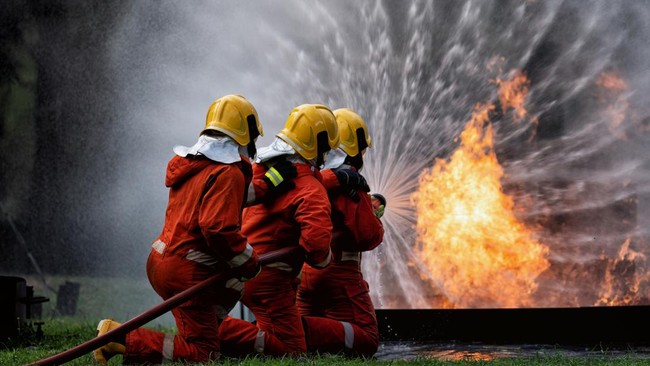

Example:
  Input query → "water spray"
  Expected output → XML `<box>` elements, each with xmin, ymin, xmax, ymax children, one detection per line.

<box><xmin>0</xmin><ymin>203</ymin><xmax>57</xmax><ymax>296</ymax></box>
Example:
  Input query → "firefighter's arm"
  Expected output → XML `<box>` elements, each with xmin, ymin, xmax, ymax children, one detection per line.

<box><xmin>295</xmin><ymin>179</ymin><xmax>333</xmax><ymax>269</ymax></box>
<box><xmin>245</xmin><ymin>161</ymin><xmax>297</xmax><ymax>206</ymax></box>
<box><xmin>321</xmin><ymin>168</ymin><xmax>370</xmax><ymax>202</ymax></box>
<box><xmin>320</xmin><ymin>169</ymin><xmax>339</xmax><ymax>190</ymax></box>
<box><xmin>345</xmin><ymin>191</ymin><xmax>384</xmax><ymax>251</ymax></box>
<box><xmin>199</xmin><ymin>166</ymin><xmax>260</xmax><ymax>281</ymax></box>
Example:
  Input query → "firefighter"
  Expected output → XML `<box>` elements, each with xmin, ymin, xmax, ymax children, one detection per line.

<box><xmin>93</xmin><ymin>95</ymin><xmax>294</xmax><ymax>364</ymax></box>
<box><xmin>218</xmin><ymin>103</ymin><xmax>339</xmax><ymax>356</ymax></box>
<box><xmin>297</xmin><ymin>108</ymin><xmax>385</xmax><ymax>357</ymax></box>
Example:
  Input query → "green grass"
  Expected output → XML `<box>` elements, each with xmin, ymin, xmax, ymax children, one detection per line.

<box><xmin>2</xmin><ymin>318</ymin><xmax>649</xmax><ymax>366</ymax></box>
<box><xmin>1</xmin><ymin>318</ymin><xmax>97</xmax><ymax>366</ymax></box>
<box><xmin>2</xmin><ymin>275</ymin><xmax>649</xmax><ymax>365</ymax></box>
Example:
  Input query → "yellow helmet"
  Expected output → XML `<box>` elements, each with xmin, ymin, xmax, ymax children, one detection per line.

<box><xmin>202</xmin><ymin>94</ymin><xmax>263</xmax><ymax>146</ymax></box>
<box><xmin>277</xmin><ymin>104</ymin><xmax>340</xmax><ymax>162</ymax></box>
<box><xmin>333</xmin><ymin>108</ymin><xmax>372</xmax><ymax>157</ymax></box>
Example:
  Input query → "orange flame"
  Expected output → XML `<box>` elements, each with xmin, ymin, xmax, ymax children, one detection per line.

<box><xmin>596</xmin><ymin>237</ymin><xmax>649</xmax><ymax>306</ymax></box>
<box><xmin>496</xmin><ymin>71</ymin><xmax>530</xmax><ymax>122</ymax></box>
<box><xmin>496</xmin><ymin>70</ymin><xmax>538</xmax><ymax>140</ymax></box>
<box><xmin>412</xmin><ymin>71</ymin><xmax>549</xmax><ymax>308</ymax></box>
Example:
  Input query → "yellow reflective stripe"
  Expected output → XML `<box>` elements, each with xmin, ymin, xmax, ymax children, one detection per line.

<box><xmin>265</xmin><ymin>167</ymin><xmax>283</xmax><ymax>186</ymax></box>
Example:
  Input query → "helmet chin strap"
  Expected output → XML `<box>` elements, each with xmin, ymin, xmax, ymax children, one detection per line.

<box><xmin>247</xmin><ymin>142</ymin><xmax>257</xmax><ymax>159</ymax></box>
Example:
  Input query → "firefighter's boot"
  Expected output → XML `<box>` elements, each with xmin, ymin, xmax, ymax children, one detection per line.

<box><xmin>93</xmin><ymin>319</ymin><xmax>125</xmax><ymax>365</ymax></box>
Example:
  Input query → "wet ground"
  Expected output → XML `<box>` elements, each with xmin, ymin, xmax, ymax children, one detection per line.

<box><xmin>376</xmin><ymin>342</ymin><xmax>650</xmax><ymax>361</ymax></box>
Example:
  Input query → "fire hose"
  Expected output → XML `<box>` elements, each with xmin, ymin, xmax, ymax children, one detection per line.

<box><xmin>27</xmin><ymin>246</ymin><xmax>300</xmax><ymax>366</ymax></box>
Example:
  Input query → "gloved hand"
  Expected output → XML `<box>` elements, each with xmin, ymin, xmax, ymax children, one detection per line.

<box><xmin>334</xmin><ymin>168</ymin><xmax>369</xmax><ymax>202</ymax></box>
<box><xmin>239</xmin><ymin>261</ymin><xmax>261</xmax><ymax>282</ymax></box>
<box><xmin>333</xmin><ymin>168</ymin><xmax>370</xmax><ymax>191</ymax></box>
<box><xmin>232</xmin><ymin>253</ymin><xmax>261</xmax><ymax>282</ymax></box>
<box><xmin>263</xmin><ymin>160</ymin><xmax>297</xmax><ymax>195</ymax></box>
<box><xmin>370</xmin><ymin>193</ymin><xmax>386</xmax><ymax>219</ymax></box>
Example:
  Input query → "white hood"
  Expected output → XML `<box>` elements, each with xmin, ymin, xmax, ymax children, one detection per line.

<box><xmin>255</xmin><ymin>137</ymin><xmax>311</xmax><ymax>165</ymax></box>
<box><xmin>173</xmin><ymin>135</ymin><xmax>243</xmax><ymax>164</ymax></box>
<box><xmin>322</xmin><ymin>148</ymin><xmax>348</xmax><ymax>170</ymax></box>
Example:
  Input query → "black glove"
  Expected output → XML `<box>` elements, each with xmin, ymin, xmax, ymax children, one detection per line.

<box><xmin>239</xmin><ymin>261</ymin><xmax>262</xmax><ymax>282</ymax></box>
<box><xmin>334</xmin><ymin>168</ymin><xmax>370</xmax><ymax>202</ymax></box>
<box><xmin>263</xmin><ymin>160</ymin><xmax>297</xmax><ymax>195</ymax></box>
<box><xmin>333</xmin><ymin>169</ymin><xmax>370</xmax><ymax>192</ymax></box>
<box><xmin>231</xmin><ymin>254</ymin><xmax>261</xmax><ymax>282</ymax></box>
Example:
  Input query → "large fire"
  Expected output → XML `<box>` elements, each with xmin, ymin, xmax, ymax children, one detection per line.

<box><xmin>412</xmin><ymin>71</ymin><xmax>550</xmax><ymax>308</ymax></box>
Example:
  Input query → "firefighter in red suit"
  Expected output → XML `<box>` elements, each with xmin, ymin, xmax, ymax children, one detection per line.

<box><xmin>297</xmin><ymin>108</ymin><xmax>385</xmax><ymax>357</ymax></box>
<box><xmin>93</xmin><ymin>95</ymin><xmax>280</xmax><ymax>364</ymax></box>
<box><xmin>219</xmin><ymin>104</ymin><xmax>339</xmax><ymax>356</ymax></box>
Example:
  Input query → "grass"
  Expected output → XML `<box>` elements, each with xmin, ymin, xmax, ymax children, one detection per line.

<box><xmin>2</xmin><ymin>317</ymin><xmax>649</xmax><ymax>366</ymax></box>
<box><xmin>2</xmin><ymin>274</ymin><xmax>649</xmax><ymax>365</ymax></box>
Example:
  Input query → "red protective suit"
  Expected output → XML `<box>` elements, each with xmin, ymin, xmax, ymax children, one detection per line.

<box><xmin>219</xmin><ymin>162</ymin><xmax>332</xmax><ymax>356</ymax></box>
<box><xmin>297</xmin><ymin>167</ymin><xmax>384</xmax><ymax>357</ymax></box>
<box><xmin>124</xmin><ymin>155</ymin><xmax>259</xmax><ymax>364</ymax></box>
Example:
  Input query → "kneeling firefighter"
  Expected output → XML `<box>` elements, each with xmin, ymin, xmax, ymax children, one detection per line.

<box><xmin>219</xmin><ymin>103</ymin><xmax>339</xmax><ymax>356</ymax></box>
<box><xmin>297</xmin><ymin>108</ymin><xmax>385</xmax><ymax>357</ymax></box>
<box><xmin>94</xmin><ymin>95</ymin><xmax>274</xmax><ymax>364</ymax></box>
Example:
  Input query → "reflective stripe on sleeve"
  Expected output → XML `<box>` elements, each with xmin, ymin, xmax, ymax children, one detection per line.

<box><xmin>228</xmin><ymin>244</ymin><xmax>253</xmax><ymax>268</ymax></box>
<box><xmin>265</xmin><ymin>167</ymin><xmax>283</xmax><ymax>186</ymax></box>
<box><xmin>312</xmin><ymin>250</ymin><xmax>331</xmax><ymax>268</ymax></box>
<box><xmin>340</xmin><ymin>251</ymin><xmax>361</xmax><ymax>262</ymax></box>
<box><xmin>225</xmin><ymin>278</ymin><xmax>244</xmax><ymax>292</ymax></box>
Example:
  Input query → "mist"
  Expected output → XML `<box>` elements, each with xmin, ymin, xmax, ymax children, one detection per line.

<box><xmin>2</xmin><ymin>0</ymin><xmax>650</xmax><ymax>310</ymax></box>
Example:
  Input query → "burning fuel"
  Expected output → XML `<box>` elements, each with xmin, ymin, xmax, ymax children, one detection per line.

<box><xmin>412</xmin><ymin>71</ymin><xmax>550</xmax><ymax>309</ymax></box>
<box><xmin>596</xmin><ymin>237</ymin><xmax>650</xmax><ymax>306</ymax></box>
<box><xmin>410</xmin><ymin>66</ymin><xmax>650</xmax><ymax>309</ymax></box>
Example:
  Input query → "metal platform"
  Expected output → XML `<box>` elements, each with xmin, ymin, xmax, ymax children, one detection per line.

<box><xmin>376</xmin><ymin>306</ymin><xmax>650</xmax><ymax>345</ymax></box>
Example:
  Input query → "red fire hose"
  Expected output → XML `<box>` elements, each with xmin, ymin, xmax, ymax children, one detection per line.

<box><xmin>28</xmin><ymin>246</ymin><xmax>299</xmax><ymax>366</ymax></box>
